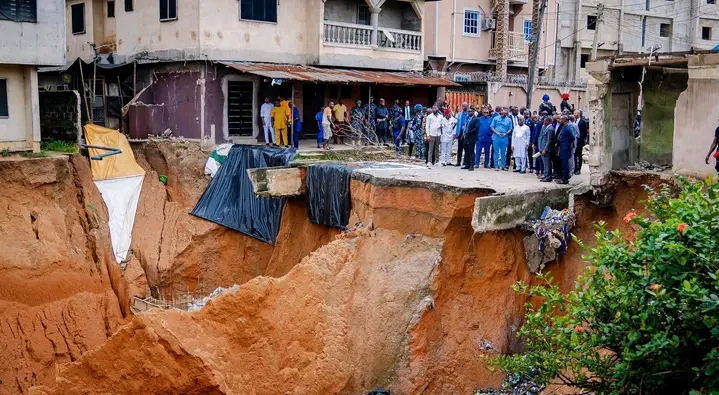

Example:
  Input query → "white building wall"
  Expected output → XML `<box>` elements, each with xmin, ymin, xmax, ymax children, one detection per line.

<box><xmin>0</xmin><ymin>65</ymin><xmax>40</xmax><ymax>151</ymax></box>
<box><xmin>0</xmin><ymin>0</ymin><xmax>65</xmax><ymax>66</ymax></box>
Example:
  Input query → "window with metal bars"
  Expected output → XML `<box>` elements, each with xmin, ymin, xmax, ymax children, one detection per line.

<box><xmin>0</xmin><ymin>0</ymin><xmax>37</xmax><ymax>23</ymax></box>
<box><xmin>124</xmin><ymin>0</ymin><xmax>132</xmax><ymax>12</ymax></box>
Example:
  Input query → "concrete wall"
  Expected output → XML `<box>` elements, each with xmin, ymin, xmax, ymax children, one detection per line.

<box><xmin>0</xmin><ymin>0</ymin><xmax>65</xmax><ymax>66</ymax></box>
<box><xmin>39</xmin><ymin>91</ymin><xmax>81</xmax><ymax>142</ymax></box>
<box><xmin>674</xmin><ymin>54</ymin><xmax>719</xmax><ymax>178</ymax></box>
<box><xmin>113</xmin><ymin>0</ymin><xmax>202</xmax><ymax>60</ymax></box>
<box><xmin>488</xmin><ymin>83</ymin><xmax>587</xmax><ymax>111</ymax></box>
<box><xmin>425</xmin><ymin>0</ymin><xmax>557</xmax><ymax>70</ymax></box>
<box><xmin>640</xmin><ymin>71</ymin><xmax>687</xmax><ymax>166</ymax></box>
<box><xmin>0</xmin><ymin>65</ymin><xmax>40</xmax><ymax>151</ymax></box>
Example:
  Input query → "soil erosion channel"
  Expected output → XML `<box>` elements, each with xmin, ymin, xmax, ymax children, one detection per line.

<box><xmin>0</xmin><ymin>142</ymin><xmax>653</xmax><ymax>395</ymax></box>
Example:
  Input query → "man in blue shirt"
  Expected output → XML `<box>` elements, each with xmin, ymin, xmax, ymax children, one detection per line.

<box><xmin>490</xmin><ymin>108</ymin><xmax>513</xmax><ymax>170</ymax></box>
<box><xmin>475</xmin><ymin>107</ymin><xmax>493</xmax><ymax>168</ymax></box>
<box><xmin>454</xmin><ymin>103</ymin><xmax>469</xmax><ymax>166</ymax></box>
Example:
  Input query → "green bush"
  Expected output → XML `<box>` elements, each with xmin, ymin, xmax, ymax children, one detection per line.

<box><xmin>496</xmin><ymin>177</ymin><xmax>719</xmax><ymax>394</ymax></box>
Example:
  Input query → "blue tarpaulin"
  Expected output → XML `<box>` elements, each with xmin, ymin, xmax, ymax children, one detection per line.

<box><xmin>191</xmin><ymin>144</ymin><xmax>296</xmax><ymax>244</ymax></box>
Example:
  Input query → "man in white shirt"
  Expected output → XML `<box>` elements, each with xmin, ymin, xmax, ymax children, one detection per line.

<box><xmin>425</xmin><ymin>105</ymin><xmax>443</xmax><ymax>167</ymax></box>
<box><xmin>260</xmin><ymin>97</ymin><xmax>275</xmax><ymax>145</ymax></box>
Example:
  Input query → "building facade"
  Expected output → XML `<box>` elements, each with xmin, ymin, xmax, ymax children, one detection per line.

<box><xmin>48</xmin><ymin>0</ymin><xmax>451</xmax><ymax>144</ymax></box>
<box><xmin>0</xmin><ymin>0</ymin><xmax>65</xmax><ymax>152</ymax></box>
<box><xmin>423</xmin><ymin>0</ymin><xmax>588</xmax><ymax>111</ymax></box>
<box><xmin>557</xmin><ymin>0</ymin><xmax>719</xmax><ymax>82</ymax></box>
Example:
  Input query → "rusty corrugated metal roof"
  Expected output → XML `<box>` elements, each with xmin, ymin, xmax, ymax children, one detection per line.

<box><xmin>221</xmin><ymin>62</ymin><xmax>459</xmax><ymax>87</ymax></box>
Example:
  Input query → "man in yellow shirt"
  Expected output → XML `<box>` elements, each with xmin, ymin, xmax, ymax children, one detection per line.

<box><xmin>271</xmin><ymin>99</ymin><xmax>289</xmax><ymax>147</ymax></box>
<box><xmin>333</xmin><ymin>100</ymin><xmax>347</xmax><ymax>144</ymax></box>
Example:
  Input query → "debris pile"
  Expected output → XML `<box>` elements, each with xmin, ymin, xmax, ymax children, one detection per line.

<box><xmin>626</xmin><ymin>160</ymin><xmax>671</xmax><ymax>172</ymax></box>
<box><xmin>187</xmin><ymin>284</ymin><xmax>240</xmax><ymax>311</ymax></box>
<box><xmin>522</xmin><ymin>206</ymin><xmax>576</xmax><ymax>273</ymax></box>
<box><xmin>474</xmin><ymin>373</ymin><xmax>545</xmax><ymax>395</ymax></box>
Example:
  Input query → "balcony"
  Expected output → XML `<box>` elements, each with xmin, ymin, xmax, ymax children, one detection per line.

<box><xmin>323</xmin><ymin>21</ymin><xmax>422</xmax><ymax>52</ymax></box>
<box><xmin>489</xmin><ymin>31</ymin><xmax>529</xmax><ymax>63</ymax></box>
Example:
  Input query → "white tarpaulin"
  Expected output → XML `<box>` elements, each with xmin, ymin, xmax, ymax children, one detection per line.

<box><xmin>204</xmin><ymin>143</ymin><xmax>233</xmax><ymax>178</ymax></box>
<box><xmin>94</xmin><ymin>175</ymin><xmax>144</xmax><ymax>263</ymax></box>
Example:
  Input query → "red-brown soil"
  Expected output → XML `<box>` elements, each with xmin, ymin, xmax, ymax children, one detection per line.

<box><xmin>1</xmin><ymin>142</ymin><xmax>670</xmax><ymax>395</ymax></box>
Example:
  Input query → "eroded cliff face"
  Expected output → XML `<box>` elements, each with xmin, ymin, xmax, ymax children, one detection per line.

<box><xmin>0</xmin><ymin>156</ymin><xmax>124</xmax><ymax>395</ymax></box>
<box><xmin>4</xmin><ymin>143</ymin><xmax>659</xmax><ymax>395</ymax></box>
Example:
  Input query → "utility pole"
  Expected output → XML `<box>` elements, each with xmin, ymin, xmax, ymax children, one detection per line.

<box><xmin>591</xmin><ymin>4</ymin><xmax>605</xmax><ymax>61</ymax></box>
<box><xmin>526</xmin><ymin>0</ymin><xmax>547</xmax><ymax>110</ymax></box>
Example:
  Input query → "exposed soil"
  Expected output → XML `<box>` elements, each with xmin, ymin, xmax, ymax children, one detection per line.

<box><xmin>0</xmin><ymin>141</ymin><xmax>673</xmax><ymax>395</ymax></box>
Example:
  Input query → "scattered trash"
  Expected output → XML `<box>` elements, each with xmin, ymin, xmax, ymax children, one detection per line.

<box><xmin>159</xmin><ymin>174</ymin><xmax>168</xmax><ymax>185</ymax></box>
<box><xmin>187</xmin><ymin>284</ymin><xmax>240</xmax><ymax>312</ymax></box>
<box><xmin>522</xmin><ymin>206</ymin><xmax>576</xmax><ymax>273</ymax></box>
<box><xmin>477</xmin><ymin>339</ymin><xmax>494</xmax><ymax>351</ymax></box>
<box><xmin>368</xmin><ymin>388</ymin><xmax>391</xmax><ymax>395</ymax></box>
<box><xmin>160</xmin><ymin>128</ymin><xmax>174</xmax><ymax>139</ymax></box>
<box><xmin>626</xmin><ymin>160</ymin><xmax>671</xmax><ymax>172</ymax></box>
<box><xmin>203</xmin><ymin>143</ymin><xmax>233</xmax><ymax>178</ymax></box>
<box><xmin>474</xmin><ymin>372</ymin><xmax>545</xmax><ymax>395</ymax></box>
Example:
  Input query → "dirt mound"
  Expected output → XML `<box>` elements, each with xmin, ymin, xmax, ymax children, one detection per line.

<box><xmin>30</xmin><ymin>230</ymin><xmax>443</xmax><ymax>395</ymax></box>
<box><xmin>0</xmin><ymin>156</ymin><xmax>124</xmax><ymax>394</ymax></box>
<box><xmin>129</xmin><ymin>141</ymin><xmax>338</xmax><ymax>301</ymax></box>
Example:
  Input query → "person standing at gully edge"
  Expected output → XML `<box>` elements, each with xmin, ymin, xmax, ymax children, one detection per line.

<box><xmin>454</xmin><ymin>102</ymin><xmax>469</xmax><ymax>166</ymax></box>
<box><xmin>425</xmin><ymin>106</ymin><xmax>443</xmax><ymax>167</ymax></box>
<box><xmin>475</xmin><ymin>107</ymin><xmax>493</xmax><ymax>169</ymax></box>
<box><xmin>260</xmin><ymin>96</ymin><xmax>275</xmax><ymax>146</ymax></box>
<box><xmin>489</xmin><ymin>107</ymin><xmax>513</xmax><ymax>171</ymax></box>
<box><xmin>462</xmin><ymin>106</ymin><xmax>479</xmax><ymax>171</ymax></box>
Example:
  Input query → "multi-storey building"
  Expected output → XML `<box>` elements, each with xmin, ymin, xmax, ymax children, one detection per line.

<box><xmin>44</xmin><ymin>0</ymin><xmax>456</xmax><ymax>144</ymax></box>
<box><xmin>557</xmin><ymin>0</ymin><xmax>719</xmax><ymax>81</ymax></box>
<box><xmin>0</xmin><ymin>0</ymin><xmax>65</xmax><ymax>152</ymax></box>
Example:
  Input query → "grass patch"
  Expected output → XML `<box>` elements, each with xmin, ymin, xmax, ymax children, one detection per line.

<box><xmin>19</xmin><ymin>151</ymin><xmax>50</xmax><ymax>158</ymax></box>
<box><xmin>40</xmin><ymin>139</ymin><xmax>78</xmax><ymax>153</ymax></box>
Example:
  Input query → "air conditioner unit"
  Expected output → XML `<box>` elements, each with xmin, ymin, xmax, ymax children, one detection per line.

<box><xmin>482</xmin><ymin>18</ymin><xmax>496</xmax><ymax>31</ymax></box>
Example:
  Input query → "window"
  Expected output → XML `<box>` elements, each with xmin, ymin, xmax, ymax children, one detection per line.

<box><xmin>0</xmin><ymin>0</ymin><xmax>37</xmax><ymax>23</ymax></box>
<box><xmin>159</xmin><ymin>0</ymin><xmax>177</xmax><ymax>21</ymax></box>
<box><xmin>587</xmin><ymin>15</ymin><xmax>597</xmax><ymax>30</ymax></box>
<box><xmin>340</xmin><ymin>86</ymin><xmax>352</xmax><ymax>100</ymax></box>
<box><xmin>71</xmin><ymin>3</ymin><xmax>85</xmax><ymax>34</ymax></box>
<box><xmin>357</xmin><ymin>5</ymin><xmax>370</xmax><ymax>26</ymax></box>
<box><xmin>0</xmin><ymin>79</ymin><xmax>7</xmax><ymax>118</ymax></box>
<box><xmin>580</xmin><ymin>54</ymin><xmax>589</xmax><ymax>68</ymax></box>
<box><xmin>124</xmin><ymin>0</ymin><xmax>132</xmax><ymax>11</ymax></box>
<box><xmin>709</xmin><ymin>0</ymin><xmax>717</xmax><ymax>4</ymax></box>
<box><xmin>523</xmin><ymin>18</ymin><xmax>533</xmax><ymax>43</ymax></box>
<box><xmin>703</xmin><ymin>26</ymin><xmax>713</xmax><ymax>40</ymax></box>
<box><xmin>659</xmin><ymin>23</ymin><xmax>672</xmax><ymax>37</ymax></box>
<box><xmin>107</xmin><ymin>1</ymin><xmax>114</xmax><ymax>17</ymax></box>
<box><xmin>240</xmin><ymin>0</ymin><xmax>277</xmax><ymax>23</ymax></box>
<box><xmin>464</xmin><ymin>10</ymin><xmax>480</xmax><ymax>36</ymax></box>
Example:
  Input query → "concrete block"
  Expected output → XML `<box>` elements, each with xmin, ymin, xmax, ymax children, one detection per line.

<box><xmin>471</xmin><ymin>187</ymin><xmax>572</xmax><ymax>233</ymax></box>
<box><xmin>247</xmin><ymin>166</ymin><xmax>306</xmax><ymax>197</ymax></box>
<box><xmin>586</xmin><ymin>60</ymin><xmax>609</xmax><ymax>74</ymax></box>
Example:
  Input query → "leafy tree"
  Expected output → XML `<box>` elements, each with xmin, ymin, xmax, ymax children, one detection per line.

<box><xmin>495</xmin><ymin>178</ymin><xmax>719</xmax><ymax>394</ymax></box>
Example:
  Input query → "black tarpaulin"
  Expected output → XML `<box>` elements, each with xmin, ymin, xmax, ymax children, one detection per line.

<box><xmin>191</xmin><ymin>144</ymin><xmax>296</xmax><ymax>244</ymax></box>
<box><xmin>306</xmin><ymin>164</ymin><xmax>353</xmax><ymax>228</ymax></box>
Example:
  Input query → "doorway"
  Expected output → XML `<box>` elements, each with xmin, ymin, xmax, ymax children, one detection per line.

<box><xmin>302</xmin><ymin>83</ymin><xmax>325</xmax><ymax>139</ymax></box>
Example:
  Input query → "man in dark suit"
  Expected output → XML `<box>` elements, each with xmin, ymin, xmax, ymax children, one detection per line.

<box><xmin>557</xmin><ymin>115</ymin><xmax>576</xmax><ymax>184</ymax></box>
<box><xmin>574</xmin><ymin>110</ymin><xmax>588</xmax><ymax>175</ymax></box>
<box><xmin>463</xmin><ymin>107</ymin><xmax>480</xmax><ymax>171</ymax></box>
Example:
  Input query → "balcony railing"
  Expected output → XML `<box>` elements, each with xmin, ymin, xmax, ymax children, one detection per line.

<box><xmin>489</xmin><ymin>31</ymin><xmax>529</xmax><ymax>63</ymax></box>
<box><xmin>323</xmin><ymin>21</ymin><xmax>422</xmax><ymax>53</ymax></box>
<box><xmin>378</xmin><ymin>28</ymin><xmax>422</xmax><ymax>52</ymax></box>
<box><xmin>323</xmin><ymin>21</ymin><xmax>372</xmax><ymax>47</ymax></box>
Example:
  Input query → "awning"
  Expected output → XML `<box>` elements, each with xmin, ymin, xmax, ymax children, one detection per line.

<box><xmin>221</xmin><ymin>62</ymin><xmax>460</xmax><ymax>87</ymax></box>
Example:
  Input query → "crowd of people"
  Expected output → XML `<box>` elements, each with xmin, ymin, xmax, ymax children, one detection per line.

<box><xmin>260</xmin><ymin>92</ymin><xmax>590</xmax><ymax>185</ymax></box>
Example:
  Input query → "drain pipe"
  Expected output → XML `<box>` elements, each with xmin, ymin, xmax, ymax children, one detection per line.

<box><xmin>81</xmin><ymin>144</ymin><xmax>123</xmax><ymax>160</ymax></box>
<box><xmin>450</xmin><ymin>0</ymin><xmax>457</xmax><ymax>66</ymax></box>
<box><xmin>434</xmin><ymin>1</ymin><xmax>439</xmax><ymax>56</ymax></box>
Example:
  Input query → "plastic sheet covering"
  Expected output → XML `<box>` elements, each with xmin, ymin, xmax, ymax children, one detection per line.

<box><xmin>191</xmin><ymin>145</ymin><xmax>296</xmax><ymax>244</ymax></box>
<box><xmin>204</xmin><ymin>143</ymin><xmax>233</xmax><ymax>178</ymax></box>
<box><xmin>94</xmin><ymin>175</ymin><xmax>144</xmax><ymax>263</ymax></box>
<box><xmin>306</xmin><ymin>164</ymin><xmax>353</xmax><ymax>228</ymax></box>
<box><xmin>83</xmin><ymin>124</ymin><xmax>146</xmax><ymax>180</ymax></box>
